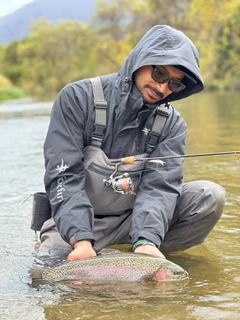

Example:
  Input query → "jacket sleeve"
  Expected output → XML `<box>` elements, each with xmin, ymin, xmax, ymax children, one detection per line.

<box><xmin>43</xmin><ymin>83</ymin><xmax>95</xmax><ymax>246</ymax></box>
<box><xmin>129</xmin><ymin>109</ymin><xmax>187</xmax><ymax>247</ymax></box>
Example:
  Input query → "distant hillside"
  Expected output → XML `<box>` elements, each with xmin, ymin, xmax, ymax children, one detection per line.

<box><xmin>0</xmin><ymin>0</ymin><xmax>96</xmax><ymax>44</ymax></box>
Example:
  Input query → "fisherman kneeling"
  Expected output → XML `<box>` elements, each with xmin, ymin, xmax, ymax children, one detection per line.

<box><xmin>35</xmin><ymin>25</ymin><xmax>226</xmax><ymax>261</ymax></box>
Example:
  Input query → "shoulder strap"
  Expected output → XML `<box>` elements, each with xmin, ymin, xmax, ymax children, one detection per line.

<box><xmin>89</xmin><ymin>77</ymin><xmax>107</xmax><ymax>148</ymax></box>
<box><xmin>90</xmin><ymin>77</ymin><xmax>170</xmax><ymax>149</ymax></box>
<box><xmin>147</xmin><ymin>103</ymin><xmax>171</xmax><ymax>149</ymax></box>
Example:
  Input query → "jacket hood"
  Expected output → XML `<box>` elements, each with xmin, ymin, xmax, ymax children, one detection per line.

<box><xmin>119</xmin><ymin>25</ymin><xmax>204</xmax><ymax>102</ymax></box>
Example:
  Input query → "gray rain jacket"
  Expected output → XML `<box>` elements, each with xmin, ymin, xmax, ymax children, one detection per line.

<box><xmin>44</xmin><ymin>25</ymin><xmax>204</xmax><ymax>248</ymax></box>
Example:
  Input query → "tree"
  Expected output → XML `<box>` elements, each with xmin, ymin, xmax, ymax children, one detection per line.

<box><xmin>1</xmin><ymin>41</ymin><xmax>24</xmax><ymax>84</ymax></box>
<box><xmin>92</xmin><ymin>0</ymin><xmax>191</xmax><ymax>45</ymax></box>
<box><xmin>17</xmin><ymin>19</ymin><xmax>97</xmax><ymax>94</ymax></box>
<box><xmin>91</xmin><ymin>0</ymin><xmax>191</xmax><ymax>73</ymax></box>
<box><xmin>186</xmin><ymin>0</ymin><xmax>240</xmax><ymax>89</ymax></box>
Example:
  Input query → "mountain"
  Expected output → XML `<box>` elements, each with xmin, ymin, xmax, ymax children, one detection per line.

<box><xmin>0</xmin><ymin>0</ymin><xmax>97</xmax><ymax>44</ymax></box>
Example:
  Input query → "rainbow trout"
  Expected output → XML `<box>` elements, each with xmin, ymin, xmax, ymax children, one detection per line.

<box><xmin>32</xmin><ymin>253</ymin><xmax>188</xmax><ymax>282</ymax></box>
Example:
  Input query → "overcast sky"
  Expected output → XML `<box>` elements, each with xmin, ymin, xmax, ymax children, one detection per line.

<box><xmin>0</xmin><ymin>0</ymin><xmax>34</xmax><ymax>17</ymax></box>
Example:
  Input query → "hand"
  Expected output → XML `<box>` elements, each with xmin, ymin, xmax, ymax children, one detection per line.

<box><xmin>134</xmin><ymin>244</ymin><xmax>166</xmax><ymax>259</ymax></box>
<box><xmin>67</xmin><ymin>240</ymin><xmax>97</xmax><ymax>261</ymax></box>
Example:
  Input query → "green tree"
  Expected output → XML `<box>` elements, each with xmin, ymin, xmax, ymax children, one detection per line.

<box><xmin>1</xmin><ymin>41</ymin><xmax>24</xmax><ymax>84</ymax></box>
<box><xmin>91</xmin><ymin>0</ymin><xmax>191</xmax><ymax>73</ymax></box>
<box><xmin>186</xmin><ymin>0</ymin><xmax>240</xmax><ymax>89</ymax></box>
<box><xmin>2</xmin><ymin>0</ymin><xmax>240</xmax><ymax>97</ymax></box>
<box><xmin>17</xmin><ymin>19</ymin><xmax>98</xmax><ymax>95</ymax></box>
<box><xmin>93</xmin><ymin>0</ymin><xmax>191</xmax><ymax>45</ymax></box>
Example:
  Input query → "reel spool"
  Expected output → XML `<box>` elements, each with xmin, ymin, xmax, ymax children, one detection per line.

<box><xmin>103</xmin><ymin>172</ymin><xmax>134</xmax><ymax>195</ymax></box>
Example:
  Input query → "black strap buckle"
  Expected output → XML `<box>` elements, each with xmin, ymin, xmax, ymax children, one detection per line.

<box><xmin>156</xmin><ymin>103</ymin><xmax>170</xmax><ymax>117</ymax></box>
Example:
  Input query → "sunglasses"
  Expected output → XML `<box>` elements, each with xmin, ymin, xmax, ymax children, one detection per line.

<box><xmin>151</xmin><ymin>65</ymin><xmax>186</xmax><ymax>93</ymax></box>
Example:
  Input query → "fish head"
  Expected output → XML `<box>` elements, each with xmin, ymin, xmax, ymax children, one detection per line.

<box><xmin>153</xmin><ymin>266</ymin><xmax>189</xmax><ymax>281</ymax></box>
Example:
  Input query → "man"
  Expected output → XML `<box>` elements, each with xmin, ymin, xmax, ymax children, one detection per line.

<box><xmin>39</xmin><ymin>25</ymin><xmax>226</xmax><ymax>261</ymax></box>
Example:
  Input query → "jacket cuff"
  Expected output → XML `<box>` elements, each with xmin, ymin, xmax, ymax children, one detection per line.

<box><xmin>70</xmin><ymin>235</ymin><xmax>95</xmax><ymax>248</ymax></box>
<box><xmin>133</xmin><ymin>239</ymin><xmax>157</xmax><ymax>251</ymax></box>
<box><xmin>70</xmin><ymin>236</ymin><xmax>78</xmax><ymax>247</ymax></box>
<box><xmin>132</xmin><ymin>233</ymin><xmax>161</xmax><ymax>248</ymax></box>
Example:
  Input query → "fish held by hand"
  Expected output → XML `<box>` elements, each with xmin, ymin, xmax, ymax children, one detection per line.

<box><xmin>31</xmin><ymin>252</ymin><xmax>189</xmax><ymax>283</ymax></box>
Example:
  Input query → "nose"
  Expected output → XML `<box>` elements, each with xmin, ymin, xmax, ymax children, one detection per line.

<box><xmin>155</xmin><ymin>81</ymin><xmax>171</xmax><ymax>94</ymax></box>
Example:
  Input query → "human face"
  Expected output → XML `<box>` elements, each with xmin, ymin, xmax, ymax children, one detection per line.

<box><xmin>134</xmin><ymin>65</ymin><xmax>185</xmax><ymax>103</ymax></box>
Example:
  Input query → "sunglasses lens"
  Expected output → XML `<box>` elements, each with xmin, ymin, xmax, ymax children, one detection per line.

<box><xmin>168</xmin><ymin>81</ymin><xmax>185</xmax><ymax>93</ymax></box>
<box><xmin>152</xmin><ymin>68</ymin><xmax>169</xmax><ymax>83</ymax></box>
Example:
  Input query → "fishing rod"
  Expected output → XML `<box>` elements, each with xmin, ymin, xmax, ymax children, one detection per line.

<box><xmin>106</xmin><ymin>150</ymin><xmax>240</xmax><ymax>195</ymax></box>
<box><xmin>111</xmin><ymin>150</ymin><xmax>240</xmax><ymax>165</ymax></box>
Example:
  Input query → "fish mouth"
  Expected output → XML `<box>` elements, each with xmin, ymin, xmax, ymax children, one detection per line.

<box><xmin>171</xmin><ymin>271</ymin><xmax>189</xmax><ymax>281</ymax></box>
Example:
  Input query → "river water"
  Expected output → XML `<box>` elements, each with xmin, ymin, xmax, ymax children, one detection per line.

<box><xmin>0</xmin><ymin>92</ymin><xmax>239</xmax><ymax>320</ymax></box>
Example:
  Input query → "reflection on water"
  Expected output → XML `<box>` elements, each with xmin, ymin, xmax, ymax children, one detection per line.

<box><xmin>0</xmin><ymin>92</ymin><xmax>239</xmax><ymax>320</ymax></box>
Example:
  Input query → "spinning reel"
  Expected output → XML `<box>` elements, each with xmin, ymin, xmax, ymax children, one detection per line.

<box><xmin>103</xmin><ymin>163</ymin><xmax>135</xmax><ymax>195</ymax></box>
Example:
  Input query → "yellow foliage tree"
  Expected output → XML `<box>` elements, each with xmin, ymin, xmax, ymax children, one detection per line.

<box><xmin>186</xmin><ymin>0</ymin><xmax>240</xmax><ymax>89</ymax></box>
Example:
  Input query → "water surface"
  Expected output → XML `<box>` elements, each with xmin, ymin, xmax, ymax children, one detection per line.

<box><xmin>0</xmin><ymin>92</ymin><xmax>239</xmax><ymax>320</ymax></box>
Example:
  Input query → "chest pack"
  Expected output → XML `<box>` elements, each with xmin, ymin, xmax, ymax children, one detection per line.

<box><xmin>83</xmin><ymin>77</ymin><xmax>170</xmax><ymax>215</ymax></box>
